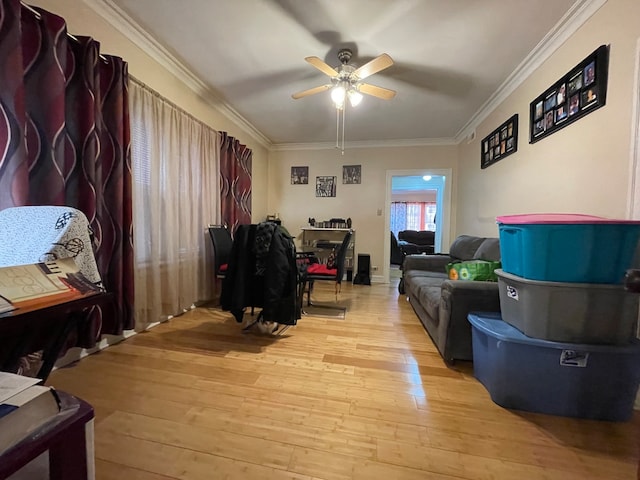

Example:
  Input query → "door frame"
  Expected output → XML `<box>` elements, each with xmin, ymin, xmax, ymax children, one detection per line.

<box><xmin>383</xmin><ymin>168</ymin><xmax>453</xmax><ymax>284</ymax></box>
<box><xmin>629</xmin><ymin>37</ymin><xmax>640</xmax><ymax>219</ymax></box>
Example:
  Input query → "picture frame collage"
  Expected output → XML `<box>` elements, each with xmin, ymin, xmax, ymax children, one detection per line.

<box><xmin>291</xmin><ymin>165</ymin><xmax>362</xmax><ymax>197</ymax></box>
<box><xmin>529</xmin><ymin>44</ymin><xmax>609</xmax><ymax>143</ymax></box>
<box><xmin>480</xmin><ymin>114</ymin><xmax>518</xmax><ymax>169</ymax></box>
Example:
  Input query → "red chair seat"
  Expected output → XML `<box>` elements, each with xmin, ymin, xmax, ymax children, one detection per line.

<box><xmin>307</xmin><ymin>263</ymin><xmax>337</xmax><ymax>276</ymax></box>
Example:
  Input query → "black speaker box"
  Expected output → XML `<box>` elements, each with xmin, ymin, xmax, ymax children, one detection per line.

<box><xmin>353</xmin><ymin>254</ymin><xmax>371</xmax><ymax>285</ymax></box>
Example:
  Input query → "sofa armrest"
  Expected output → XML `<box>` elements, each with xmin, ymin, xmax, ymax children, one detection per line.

<box><xmin>441</xmin><ymin>279</ymin><xmax>500</xmax><ymax>294</ymax></box>
<box><xmin>403</xmin><ymin>254</ymin><xmax>452</xmax><ymax>273</ymax></box>
<box><xmin>437</xmin><ymin>280</ymin><xmax>501</xmax><ymax>362</ymax></box>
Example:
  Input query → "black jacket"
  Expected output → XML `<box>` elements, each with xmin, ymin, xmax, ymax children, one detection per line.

<box><xmin>221</xmin><ymin>223</ymin><xmax>300</xmax><ymax>325</ymax></box>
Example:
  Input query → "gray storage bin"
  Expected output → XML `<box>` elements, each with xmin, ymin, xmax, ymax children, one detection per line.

<box><xmin>496</xmin><ymin>269</ymin><xmax>639</xmax><ymax>344</ymax></box>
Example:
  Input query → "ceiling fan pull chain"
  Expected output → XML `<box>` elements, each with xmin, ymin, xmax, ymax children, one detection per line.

<box><xmin>341</xmin><ymin>105</ymin><xmax>346</xmax><ymax>155</ymax></box>
<box><xmin>336</xmin><ymin>108</ymin><xmax>340</xmax><ymax>150</ymax></box>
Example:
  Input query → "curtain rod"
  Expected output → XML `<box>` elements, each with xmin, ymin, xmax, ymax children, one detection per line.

<box><xmin>66</xmin><ymin>33</ymin><xmax>109</xmax><ymax>63</ymax></box>
<box><xmin>20</xmin><ymin>1</ymin><xmax>40</xmax><ymax>18</ymax></box>
<box><xmin>130</xmin><ymin>75</ymin><xmax>219</xmax><ymax>135</ymax></box>
<box><xmin>20</xmin><ymin>2</ymin><xmax>108</xmax><ymax>62</ymax></box>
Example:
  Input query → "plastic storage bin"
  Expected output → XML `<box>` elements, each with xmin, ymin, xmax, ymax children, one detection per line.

<box><xmin>496</xmin><ymin>213</ymin><xmax>640</xmax><ymax>284</ymax></box>
<box><xmin>495</xmin><ymin>269</ymin><xmax>639</xmax><ymax>344</ymax></box>
<box><xmin>468</xmin><ymin>312</ymin><xmax>640</xmax><ymax>421</ymax></box>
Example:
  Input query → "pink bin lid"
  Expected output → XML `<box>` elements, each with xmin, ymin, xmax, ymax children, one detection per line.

<box><xmin>496</xmin><ymin>213</ymin><xmax>640</xmax><ymax>224</ymax></box>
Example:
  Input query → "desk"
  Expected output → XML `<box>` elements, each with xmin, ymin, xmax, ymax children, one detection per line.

<box><xmin>0</xmin><ymin>391</ymin><xmax>95</xmax><ymax>480</ymax></box>
<box><xmin>0</xmin><ymin>292</ymin><xmax>111</xmax><ymax>381</ymax></box>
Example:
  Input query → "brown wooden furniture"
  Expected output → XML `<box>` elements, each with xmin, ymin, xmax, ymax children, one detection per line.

<box><xmin>0</xmin><ymin>391</ymin><xmax>95</xmax><ymax>480</ymax></box>
<box><xmin>0</xmin><ymin>292</ymin><xmax>111</xmax><ymax>381</ymax></box>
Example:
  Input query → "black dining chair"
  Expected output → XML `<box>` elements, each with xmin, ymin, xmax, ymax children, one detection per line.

<box><xmin>208</xmin><ymin>224</ymin><xmax>233</xmax><ymax>280</ymax></box>
<box><xmin>303</xmin><ymin>230</ymin><xmax>353</xmax><ymax>313</ymax></box>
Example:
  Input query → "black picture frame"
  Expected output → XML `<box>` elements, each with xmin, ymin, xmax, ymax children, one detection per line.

<box><xmin>342</xmin><ymin>165</ymin><xmax>361</xmax><ymax>184</ymax></box>
<box><xmin>315</xmin><ymin>176</ymin><xmax>336</xmax><ymax>197</ymax></box>
<box><xmin>291</xmin><ymin>166</ymin><xmax>309</xmax><ymax>184</ymax></box>
<box><xmin>481</xmin><ymin>114</ymin><xmax>518</xmax><ymax>169</ymax></box>
<box><xmin>529</xmin><ymin>44</ymin><xmax>609</xmax><ymax>143</ymax></box>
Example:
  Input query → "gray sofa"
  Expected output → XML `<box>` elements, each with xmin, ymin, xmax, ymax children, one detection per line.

<box><xmin>399</xmin><ymin>235</ymin><xmax>501</xmax><ymax>363</ymax></box>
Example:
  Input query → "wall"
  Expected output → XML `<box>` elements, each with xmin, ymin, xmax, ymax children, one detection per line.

<box><xmin>29</xmin><ymin>0</ymin><xmax>270</xmax><ymax>222</ymax></box>
<box><xmin>456</xmin><ymin>0</ymin><xmax>640</xmax><ymax>237</ymax></box>
<box><xmin>391</xmin><ymin>191</ymin><xmax>437</xmax><ymax>202</ymax></box>
<box><xmin>268</xmin><ymin>145</ymin><xmax>458</xmax><ymax>279</ymax></box>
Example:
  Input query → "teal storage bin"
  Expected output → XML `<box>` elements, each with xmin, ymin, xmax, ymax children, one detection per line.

<box><xmin>497</xmin><ymin>214</ymin><xmax>640</xmax><ymax>284</ymax></box>
<box><xmin>468</xmin><ymin>312</ymin><xmax>640</xmax><ymax>421</ymax></box>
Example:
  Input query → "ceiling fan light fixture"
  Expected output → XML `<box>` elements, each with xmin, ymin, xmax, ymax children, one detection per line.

<box><xmin>293</xmin><ymin>49</ymin><xmax>396</xmax><ymax>153</ymax></box>
<box><xmin>331</xmin><ymin>84</ymin><xmax>346</xmax><ymax>106</ymax></box>
<box><xmin>348</xmin><ymin>89</ymin><xmax>363</xmax><ymax>107</ymax></box>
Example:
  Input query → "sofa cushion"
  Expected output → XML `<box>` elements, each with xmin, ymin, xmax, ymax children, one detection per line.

<box><xmin>404</xmin><ymin>271</ymin><xmax>446</xmax><ymax>297</ymax></box>
<box><xmin>473</xmin><ymin>238</ymin><xmax>501</xmax><ymax>261</ymax></box>
<box><xmin>399</xmin><ymin>230</ymin><xmax>435</xmax><ymax>247</ymax></box>
<box><xmin>415</xmin><ymin>282</ymin><xmax>441</xmax><ymax>323</ymax></box>
<box><xmin>449</xmin><ymin>235</ymin><xmax>486</xmax><ymax>260</ymax></box>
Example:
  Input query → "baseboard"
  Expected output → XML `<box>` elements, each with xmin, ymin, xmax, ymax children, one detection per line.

<box><xmin>53</xmin><ymin>330</ymin><xmax>137</xmax><ymax>370</ymax></box>
<box><xmin>52</xmin><ymin>304</ymin><xmax>198</xmax><ymax>371</ymax></box>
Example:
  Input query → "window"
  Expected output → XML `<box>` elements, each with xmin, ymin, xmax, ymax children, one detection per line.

<box><xmin>390</xmin><ymin>202</ymin><xmax>436</xmax><ymax>236</ymax></box>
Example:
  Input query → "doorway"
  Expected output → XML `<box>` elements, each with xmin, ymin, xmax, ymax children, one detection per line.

<box><xmin>383</xmin><ymin>168</ymin><xmax>452</xmax><ymax>284</ymax></box>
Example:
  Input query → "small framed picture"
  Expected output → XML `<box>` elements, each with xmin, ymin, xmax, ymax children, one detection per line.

<box><xmin>342</xmin><ymin>164</ymin><xmax>361</xmax><ymax>184</ymax></box>
<box><xmin>534</xmin><ymin>101</ymin><xmax>543</xmax><ymax>120</ymax></box>
<box><xmin>291</xmin><ymin>166</ymin><xmax>309</xmax><ymax>185</ymax></box>
<box><xmin>544</xmin><ymin>91</ymin><xmax>557</xmax><ymax>112</ymax></box>
<box><xmin>545</xmin><ymin>111</ymin><xmax>554</xmax><ymax>130</ymax></box>
<box><xmin>568</xmin><ymin>71</ymin><xmax>583</xmax><ymax>96</ymax></box>
<box><xmin>533</xmin><ymin>119</ymin><xmax>545</xmax><ymax>137</ymax></box>
<box><xmin>529</xmin><ymin>45</ymin><xmax>608</xmax><ymax>143</ymax></box>
<box><xmin>581</xmin><ymin>85</ymin><xmax>598</xmax><ymax>109</ymax></box>
<box><xmin>555</xmin><ymin>104</ymin><xmax>568</xmax><ymax>124</ymax></box>
<box><xmin>316</xmin><ymin>176</ymin><xmax>336</xmax><ymax>197</ymax></box>
<box><xmin>506</xmin><ymin>137</ymin><xmax>515</xmax><ymax>151</ymax></box>
<box><xmin>480</xmin><ymin>114</ymin><xmax>518</xmax><ymax>169</ymax></box>
<box><xmin>556</xmin><ymin>84</ymin><xmax>566</xmax><ymax>105</ymax></box>
<box><xmin>584</xmin><ymin>60</ymin><xmax>596</xmax><ymax>86</ymax></box>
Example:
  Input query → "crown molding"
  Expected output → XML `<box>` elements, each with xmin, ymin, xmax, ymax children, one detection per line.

<box><xmin>454</xmin><ymin>0</ymin><xmax>607</xmax><ymax>143</ymax></box>
<box><xmin>82</xmin><ymin>0</ymin><xmax>272</xmax><ymax>149</ymax></box>
<box><xmin>82</xmin><ymin>0</ymin><xmax>605</xmax><ymax>152</ymax></box>
<box><xmin>271</xmin><ymin>137</ymin><xmax>457</xmax><ymax>151</ymax></box>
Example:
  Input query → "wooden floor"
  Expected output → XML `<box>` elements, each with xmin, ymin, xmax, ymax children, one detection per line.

<box><xmin>49</xmin><ymin>280</ymin><xmax>640</xmax><ymax>479</ymax></box>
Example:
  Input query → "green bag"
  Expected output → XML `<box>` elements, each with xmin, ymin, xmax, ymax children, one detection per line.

<box><xmin>446</xmin><ymin>260</ymin><xmax>501</xmax><ymax>281</ymax></box>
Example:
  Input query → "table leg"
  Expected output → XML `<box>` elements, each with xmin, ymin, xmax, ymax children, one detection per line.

<box><xmin>48</xmin><ymin>418</ymin><xmax>89</xmax><ymax>480</ymax></box>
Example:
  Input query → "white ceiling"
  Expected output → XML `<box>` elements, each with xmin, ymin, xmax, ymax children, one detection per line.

<box><xmin>107</xmin><ymin>0</ymin><xmax>583</xmax><ymax>147</ymax></box>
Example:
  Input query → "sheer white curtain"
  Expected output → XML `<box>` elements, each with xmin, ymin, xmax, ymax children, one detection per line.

<box><xmin>130</xmin><ymin>79</ymin><xmax>220</xmax><ymax>330</ymax></box>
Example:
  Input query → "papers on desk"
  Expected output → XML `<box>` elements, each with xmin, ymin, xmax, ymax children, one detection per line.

<box><xmin>0</xmin><ymin>258</ymin><xmax>103</xmax><ymax>312</ymax></box>
<box><xmin>0</xmin><ymin>295</ymin><xmax>14</xmax><ymax>314</ymax></box>
<box><xmin>0</xmin><ymin>372</ymin><xmax>40</xmax><ymax>404</ymax></box>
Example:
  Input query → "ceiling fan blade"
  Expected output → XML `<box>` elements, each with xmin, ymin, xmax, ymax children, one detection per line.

<box><xmin>305</xmin><ymin>56</ymin><xmax>338</xmax><ymax>77</ymax></box>
<box><xmin>358</xmin><ymin>83</ymin><xmax>396</xmax><ymax>100</ymax></box>
<box><xmin>353</xmin><ymin>53</ymin><xmax>394</xmax><ymax>80</ymax></box>
<box><xmin>292</xmin><ymin>84</ymin><xmax>332</xmax><ymax>99</ymax></box>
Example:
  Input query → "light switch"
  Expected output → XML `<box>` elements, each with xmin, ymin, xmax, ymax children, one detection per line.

<box><xmin>377</xmin><ymin>209</ymin><xmax>382</xmax><ymax>216</ymax></box>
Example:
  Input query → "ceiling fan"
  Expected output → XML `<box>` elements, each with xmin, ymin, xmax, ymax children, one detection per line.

<box><xmin>292</xmin><ymin>48</ymin><xmax>396</xmax><ymax>107</ymax></box>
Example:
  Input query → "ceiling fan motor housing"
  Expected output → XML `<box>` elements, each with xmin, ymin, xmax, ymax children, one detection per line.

<box><xmin>337</xmin><ymin>48</ymin><xmax>353</xmax><ymax>65</ymax></box>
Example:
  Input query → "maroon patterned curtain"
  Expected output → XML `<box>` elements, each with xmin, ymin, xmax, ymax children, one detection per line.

<box><xmin>0</xmin><ymin>1</ymin><xmax>134</xmax><ymax>345</ymax></box>
<box><xmin>219</xmin><ymin>132</ymin><xmax>252</xmax><ymax>232</ymax></box>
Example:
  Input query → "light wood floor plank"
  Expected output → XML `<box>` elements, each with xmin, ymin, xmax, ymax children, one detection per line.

<box><xmin>47</xmin><ymin>280</ymin><xmax>639</xmax><ymax>480</ymax></box>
